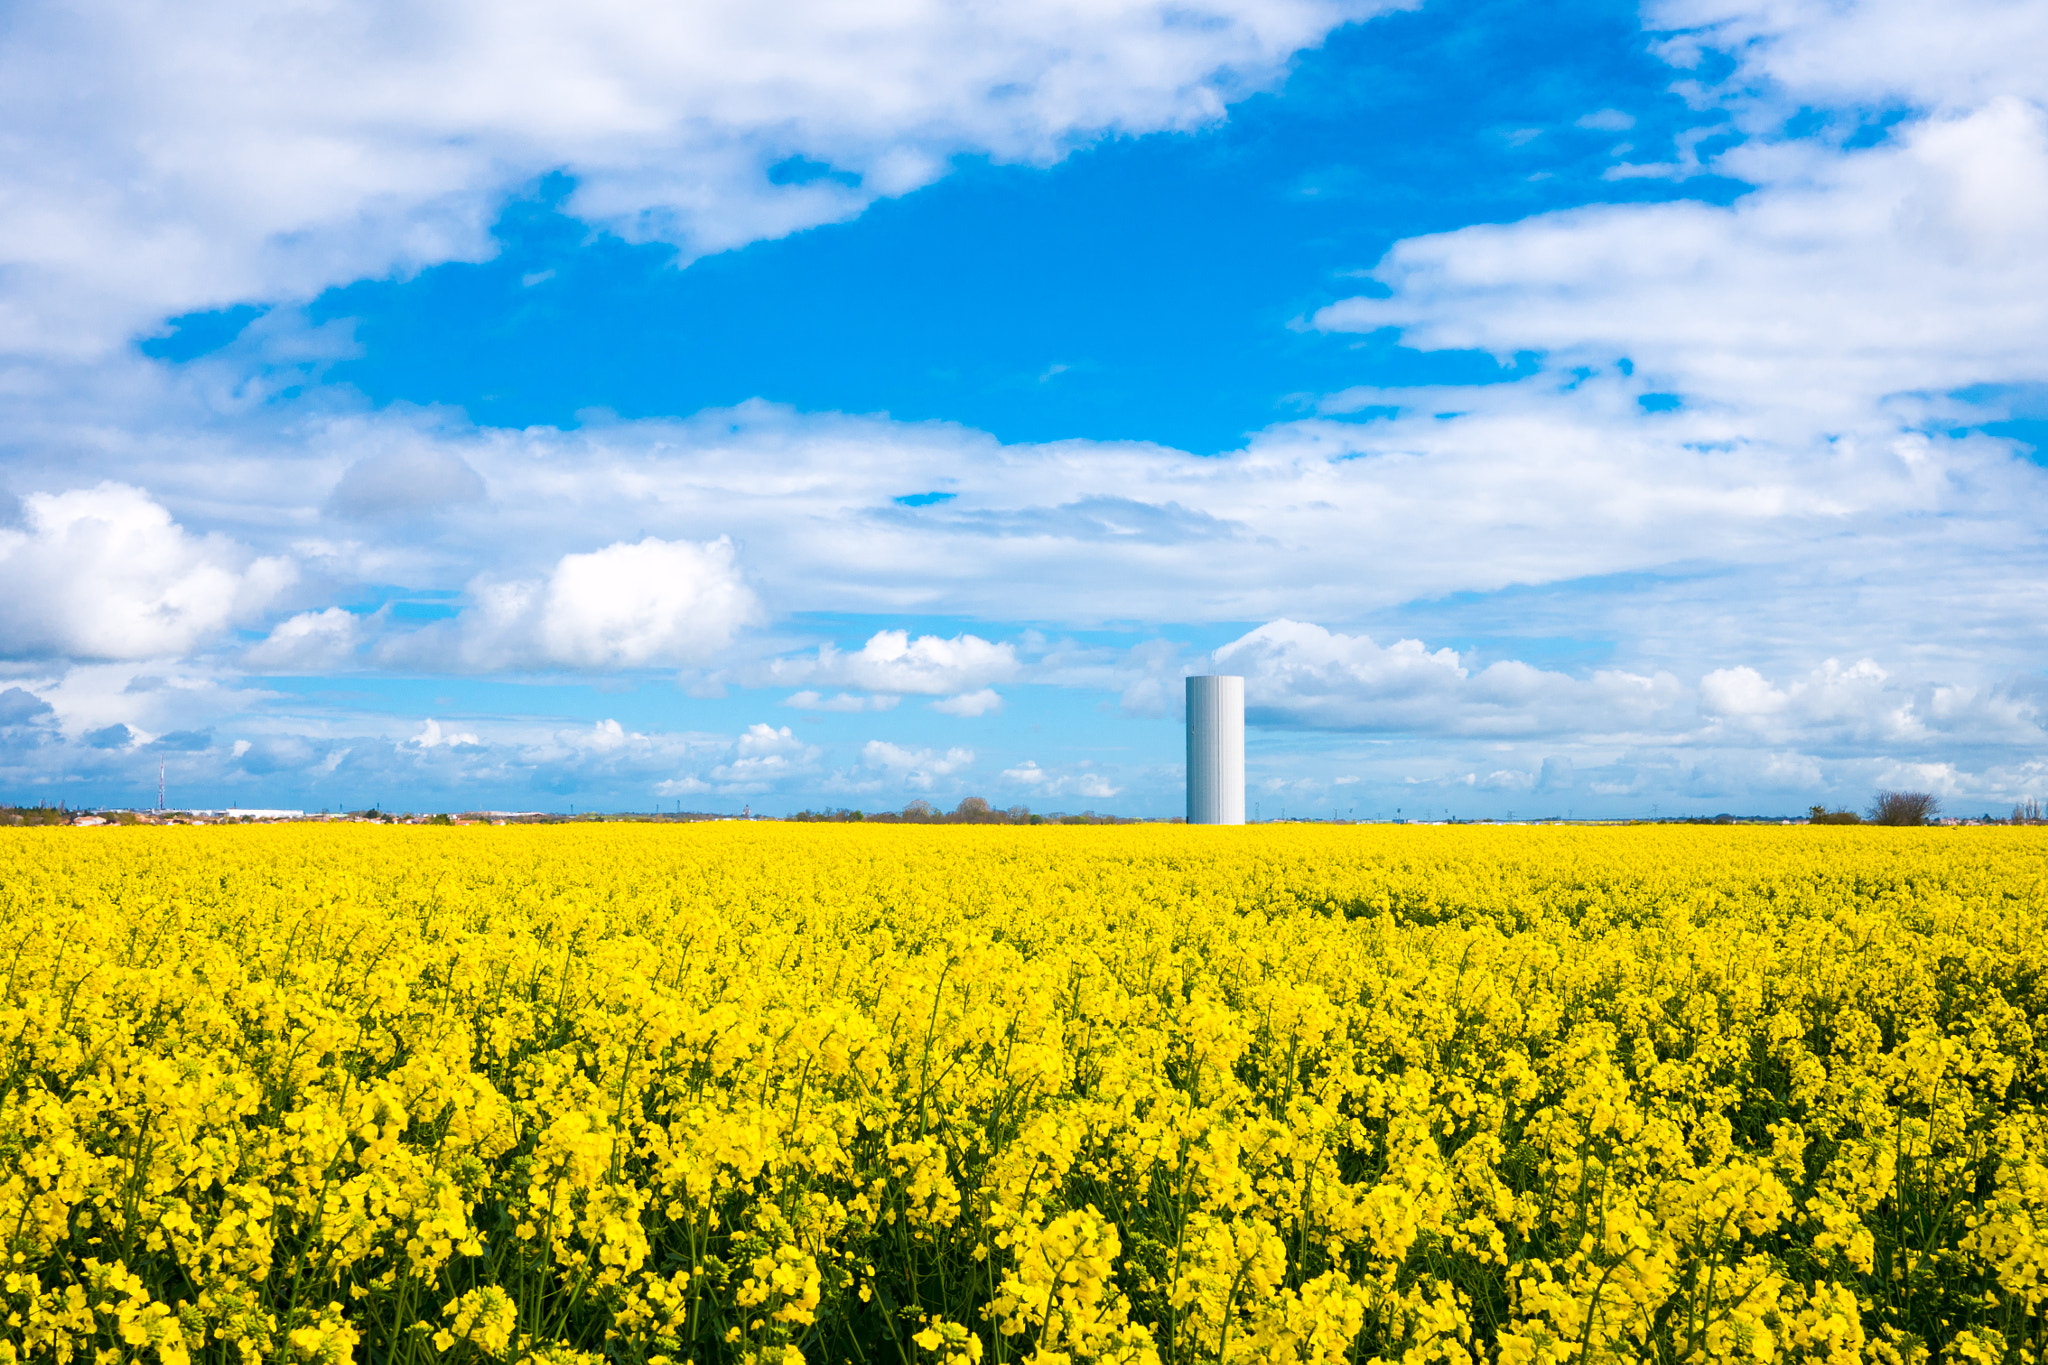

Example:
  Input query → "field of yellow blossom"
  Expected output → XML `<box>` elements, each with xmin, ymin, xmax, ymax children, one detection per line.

<box><xmin>3</xmin><ymin>823</ymin><xmax>2046</xmax><ymax>1365</ymax></box>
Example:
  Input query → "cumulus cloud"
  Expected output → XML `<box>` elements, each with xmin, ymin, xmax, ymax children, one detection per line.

<box><xmin>1699</xmin><ymin>659</ymin><xmax>2046</xmax><ymax>750</ymax></box>
<box><xmin>327</xmin><ymin>448</ymin><xmax>486</xmax><ymax>520</ymax></box>
<box><xmin>388</xmin><ymin>535</ymin><xmax>760</xmax><ymax>671</ymax></box>
<box><xmin>1698</xmin><ymin>665</ymin><xmax>1792</xmax><ymax>719</ymax></box>
<box><xmin>861</xmin><ymin>739</ymin><xmax>974</xmax><ymax>789</ymax></box>
<box><xmin>764</xmin><ymin>629</ymin><xmax>1018</xmax><ymax>695</ymax></box>
<box><xmin>707</xmin><ymin>723</ymin><xmax>822</xmax><ymax>785</ymax></box>
<box><xmin>411</xmin><ymin>718</ymin><xmax>481</xmax><ymax>748</ymax></box>
<box><xmin>930</xmin><ymin>688</ymin><xmax>1003</xmax><ymax>717</ymax></box>
<box><xmin>1002</xmin><ymin>760</ymin><xmax>1052</xmax><ymax>786</ymax></box>
<box><xmin>1215</xmin><ymin>619</ymin><xmax>1685</xmax><ymax>737</ymax></box>
<box><xmin>999</xmin><ymin>760</ymin><xmax>1121</xmax><ymax>799</ymax></box>
<box><xmin>0</xmin><ymin>483</ymin><xmax>293</xmax><ymax>661</ymax></box>
<box><xmin>0</xmin><ymin>0</ymin><xmax>1388</xmax><ymax>360</ymax></box>
<box><xmin>244</xmin><ymin>607</ymin><xmax>367</xmax><ymax>672</ymax></box>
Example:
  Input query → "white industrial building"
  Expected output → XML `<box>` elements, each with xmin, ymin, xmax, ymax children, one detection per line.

<box><xmin>1185</xmin><ymin>675</ymin><xmax>1245</xmax><ymax>825</ymax></box>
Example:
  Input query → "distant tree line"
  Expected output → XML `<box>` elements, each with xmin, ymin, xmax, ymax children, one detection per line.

<box><xmin>1</xmin><ymin>804</ymin><xmax>75</xmax><ymax>826</ymax></box>
<box><xmin>786</xmin><ymin>797</ymin><xmax>1146</xmax><ymax>825</ymax></box>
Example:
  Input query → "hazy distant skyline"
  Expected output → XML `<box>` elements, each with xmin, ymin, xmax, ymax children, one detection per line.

<box><xmin>3</xmin><ymin>0</ymin><xmax>2046</xmax><ymax>817</ymax></box>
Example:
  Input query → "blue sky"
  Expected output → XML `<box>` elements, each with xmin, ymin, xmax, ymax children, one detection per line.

<box><xmin>3</xmin><ymin>0</ymin><xmax>2048</xmax><ymax>817</ymax></box>
<box><xmin>164</xmin><ymin>0</ymin><xmax>1733</xmax><ymax>453</ymax></box>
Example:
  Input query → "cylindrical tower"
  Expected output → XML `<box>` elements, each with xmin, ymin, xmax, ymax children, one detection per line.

<box><xmin>1186</xmin><ymin>675</ymin><xmax>1245</xmax><ymax>825</ymax></box>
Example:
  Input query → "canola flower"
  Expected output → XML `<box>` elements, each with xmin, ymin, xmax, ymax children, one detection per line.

<box><xmin>2</xmin><ymin>823</ymin><xmax>2046</xmax><ymax>1365</ymax></box>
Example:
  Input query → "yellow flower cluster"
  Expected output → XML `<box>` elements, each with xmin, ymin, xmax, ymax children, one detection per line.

<box><xmin>2</xmin><ymin>823</ymin><xmax>2045</xmax><ymax>1364</ymax></box>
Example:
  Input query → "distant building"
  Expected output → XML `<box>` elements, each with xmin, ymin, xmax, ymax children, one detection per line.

<box><xmin>182</xmin><ymin>808</ymin><xmax>306</xmax><ymax>820</ymax></box>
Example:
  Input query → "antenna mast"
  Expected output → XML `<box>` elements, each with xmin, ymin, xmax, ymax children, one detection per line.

<box><xmin>158</xmin><ymin>760</ymin><xmax>165</xmax><ymax>812</ymax></box>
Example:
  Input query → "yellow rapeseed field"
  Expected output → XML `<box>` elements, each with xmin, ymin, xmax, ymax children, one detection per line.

<box><xmin>3</xmin><ymin>824</ymin><xmax>2046</xmax><ymax>1365</ymax></box>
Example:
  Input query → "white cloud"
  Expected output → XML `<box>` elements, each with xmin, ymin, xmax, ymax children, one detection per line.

<box><xmin>1002</xmin><ymin>760</ymin><xmax>1053</xmax><ymax>786</ymax></box>
<box><xmin>930</xmin><ymin>687</ymin><xmax>1003</xmax><ymax>717</ymax></box>
<box><xmin>26</xmin><ymin>381</ymin><xmax>2047</xmax><ymax>664</ymax></box>
<box><xmin>388</xmin><ymin>713</ymin><xmax>826</xmax><ymax>799</ymax></box>
<box><xmin>245</xmin><ymin>607</ymin><xmax>366</xmax><ymax>672</ymax></box>
<box><xmin>649</xmin><ymin>723</ymin><xmax>822</xmax><ymax>795</ymax></box>
<box><xmin>0</xmin><ymin>0</ymin><xmax>1390</xmax><ymax>361</ymax></box>
<box><xmin>1870</xmin><ymin>760</ymin><xmax>1964</xmax><ymax>797</ymax></box>
<box><xmin>7</xmin><ymin>662</ymin><xmax>252</xmax><ymax>756</ymax></box>
<box><xmin>1214</xmin><ymin>619</ymin><xmax>1685</xmax><ymax>737</ymax></box>
<box><xmin>327</xmin><ymin>448</ymin><xmax>487</xmax><ymax>520</ymax></box>
<box><xmin>765</xmin><ymin>628</ymin><xmax>1019</xmax><ymax>695</ymax></box>
<box><xmin>706</xmin><ymin>723</ymin><xmax>821</xmax><ymax>785</ymax></box>
<box><xmin>1315</xmin><ymin>99</ymin><xmax>2048</xmax><ymax>423</ymax></box>
<box><xmin>15</xmin><ymin>387</ymin><xmax>2048</xmax><ymax>730</ymax></box>
<box><xmin>565</xmin><ymin>718</ymin><xmax>631</xmax><ymax>752</ymax></box>
<box><xmin>737</xmin><ymin>722</ymin><xmax>808</xmax><ymax>757</ymax></box>
<box><xmin>1699</xmin><ymin>658</ymin><xmax>2044</xmax><ymax>749</ymax></box>
<box><xmin>389</xmin><ymin>535</ymin><xmax>760</xmax><ymax>671</ymax></box>
<box><xmin>999</xmin><ymin>760</ymin><xmax>1121</xmax><ymax>799</ymax></box>
<box><xmin>0</xmin><ymin>663</ymin><xmax>858</xmax><ymax>806</ymax></box>
<box><xmin>1650</xmin><ymin>0</ymin><xmax>2048</xmax><ymax>116</ymax></box>
<box><xmin>862</xmin><ymin>739</ymin><xmax>974</xmax><ymax>789</ymax></box>
<box><xmin>1212</xmin><ymin>625</ymin><xmax>2048</xmax><ymax>808</ymax></box>
<box><xmin>653</xmin><ymin>776</ymin><xmax>711</xmax><ymax>797</ymax></box>
<box><xmin>783</xmin><ymin>690</ymin><xmax>901</xmax><ymax>713</ymax></box>
<box><xmin>10</xmin><ymin>613</ymin><xmax>2048</xmax><ymax>814</ymax></box>
<box><xmin>1697</xmin><ymin>665</ymin><xmax>1790</xmax><ymax>718</ymax></box>
<box><xmin>0</xmin><ymin>482</ymin><xmax>293</xmax><ymax>660</ymax></box>
<box><xmin>411</xmin><ymin>717</ymin><xmax>481</xmax><ymax>748</ymax></box>
<box><xmin>272</xmin><ymin>396</ymin><xmax>1976</xmax><ymax>633</ymax></box>
<box><xmin>525</xmin><ymin>537</ymin><xmax>758</xmax><ymax>668</ymax></box>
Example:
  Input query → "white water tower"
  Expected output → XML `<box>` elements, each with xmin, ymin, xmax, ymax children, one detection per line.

<box><xmin>1186</xmin><ymin>675</ymin><xmax>1245</xmax><ymax>825</ymax></box>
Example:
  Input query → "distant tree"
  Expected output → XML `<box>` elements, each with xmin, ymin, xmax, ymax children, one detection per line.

<box><xmin>1868</xmin><ymin>790</ymin><xmax>1938</xmax><ymax>826</ymax></box>
<box><xmin>1807</xmin><ymin>805</ymin><xmax>1862</xmax><ymax>825</ymax></box>
<box><xmin>901</xmin><ymin>799</ymin><xmax>937</xmax><ymax>822</ymax></box>
<box><xmin>1</xmin><ymin>805</ymin><xmax>70</xmax><ymax>826</ymax></box>
<box><xmin>952</xmin><ymin>796</ymin><xmax>993</xmax><ymax>822</ymax></box>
